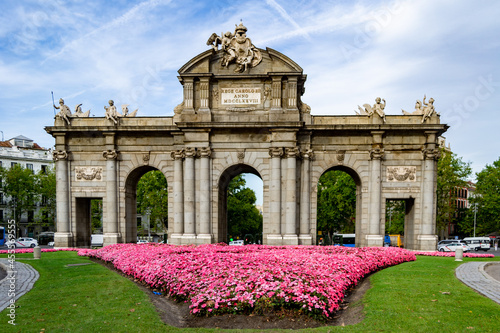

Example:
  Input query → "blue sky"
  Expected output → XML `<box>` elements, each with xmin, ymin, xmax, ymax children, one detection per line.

<box><xmin>1</xmin><ymin>0</ymin><xmax>500</xmax><ymax>204</ymax></box>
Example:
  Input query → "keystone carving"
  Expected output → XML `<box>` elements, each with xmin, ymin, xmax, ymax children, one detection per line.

<box><xmin>337</xmin><ymin>150</ymin><xmax>345</xmax><ymax>164</ymax></box>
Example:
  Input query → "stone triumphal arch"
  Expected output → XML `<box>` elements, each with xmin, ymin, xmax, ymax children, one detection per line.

<box><xmin>46</xmin><ymin>24</ymin><xmax>447</xmax><ymax>251</ymax></box>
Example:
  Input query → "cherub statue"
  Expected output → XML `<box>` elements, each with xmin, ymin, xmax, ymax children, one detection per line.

<box><xmin>357</xmin><ymin>97</ymin><xmax>386</xmax><ymax>122</ymax></box>
<box><xmin>73</xmin><ymin>104</ymin><xmax>90</xmax><ymax>117</ymax></box>
<box><xmin>402</xmin><ymin>95</ymin><xmax>439</xmax><ymax>122</ymax></box>
<box><xmin>104</xmin><ymin>100</ymin><xmax>119</xmax><ymax>124</ymax></box>
<box><xmin>206</xmin><ymin>32</ymin><xmax>223</xmax><ymax>51</ymax></box>
<box><xmin>54</xmin><ymin>98</ymin><xmax>72</xmax><ymax>125</ymax></box>
<box><xmin>421</xmin><ymin>96</ymin><xmax>439</xmax><ymax>123</ymax></box>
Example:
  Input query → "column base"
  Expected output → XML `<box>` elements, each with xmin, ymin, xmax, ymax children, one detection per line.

<box><xmin>266</xmin><ymin>234</ymin><xmax>283</xmax><ymax>246</ymax></box>
<box><xmin>181</xmin><ymin>234</ymin><xmax>197</xmax><ymax>245</ymax></box>
<box><xmin>298</xmin><ymin>234</ymin><xmax>313</xmax><ymax>245</ymax></box>
<box><xmin>417</xmin><ymin>234</ymin><xmax>438</xmax><ymax>251</ymax></box>
<box><xmin>54</xmin><ymin>232</ymin><xmax>73</xmax><ymax>248</ymax></box>
<box><xmin>103</xmin><ymin>233</ymin><xmax>121</xmax><ymax>246</ymax></box>
<box><xmin>365</xmin><ymin>234</ymin><xmax>384</xmax><ymax>247</ymax></box>
<box><xmin>169</xmin><ymin>233</ymin><xmax>183</xmax><ymax>245</ymax></box>
<box><xmin>196</xmin><ymin>234</ymin><xmax>212</xmax><ymax>244</ymax></box>
<box><xmin>283</xmin><ymin>234</ymin><xmax>299</xmax><ymax>245</ymax></box>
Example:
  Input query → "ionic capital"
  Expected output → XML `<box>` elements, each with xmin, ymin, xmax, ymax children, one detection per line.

<box><xmin>170</xmin><ymin>149</ymin><xmax>185</xmax><ymax>160</ymax></box>
<box><xmin>301</xmin><ymin>149</ymin><xmax>314</xmax><ymax>160</ymax></box>
<box><xmin>269</xmin><ymin>147</ymin><xmax>284</xmax><ymax>158</ymax></box>
<box><xmin>199</xmin><ymin>147</ymin><xmax>212</xmax><ymax>158</ymax></box>
<box><xmin>102</xmin><ymin>150</ymin><xmax>118</xmax><ymax>160</ymax></box>
<box><xmin>422</xmin><ymin>148</ymin><xmax>440</xmax><ymax>160</ymax></box>
<box><xmin>285</xmin><ymin>147</ymin><xmax>300</xmax><ymax>158</ymax></box>
<box><xmin>370</xmin><ymin>148</ymin><xmax>385</xmax><ymax>160</ymax></box>
<box><xmin>184</xmin><ymin>147</ymin><xmax>197</xmax><ymax>158</ymax></box>
<box><xmin>52</xmin><ymin>150</ymin><xmax>68</xmax><ymax>161</ymax></box>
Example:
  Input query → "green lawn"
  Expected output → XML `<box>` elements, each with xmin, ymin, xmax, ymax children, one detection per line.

<box><xmin>0</xmin><ymin>252</ymin><xmax>499</xmax><ymax>332</ymax></box>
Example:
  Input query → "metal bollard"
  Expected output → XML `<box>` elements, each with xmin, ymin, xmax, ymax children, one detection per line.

<box><xmin>33</xmin><ymin>246</ymin><xmax>41</xmax><ymax>259</ymax></box>
<box><xmin>455</xmin><ymin>247</ymin><xmax>463</xmax><ymax>261</ymax></box>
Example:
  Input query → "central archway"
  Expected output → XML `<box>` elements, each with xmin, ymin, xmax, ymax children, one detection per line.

<box><xmin>217</xmin><ymin>164</ymin><xmax>263</xmax><ymax>244</ymax></box>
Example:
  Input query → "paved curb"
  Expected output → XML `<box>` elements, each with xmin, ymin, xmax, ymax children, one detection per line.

<box><xmin>0</xmin><ymin>259</ymin><xmax>40</xmax><ymax>312</ymax></box>
<box><xmin>456</xmin><ymin>262</ymin><xmax>500</xmax><ymax>305</ymax></box>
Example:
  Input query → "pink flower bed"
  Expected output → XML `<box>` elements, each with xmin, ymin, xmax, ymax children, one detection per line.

<box><xmin>78</xmin><ymin>244</ymin><xmax>415</xmax><ymax>318</ymax></box>
<box><xmin>0</xmin><ymin>248</ymin><xmax>78</xmax><ymax>254</ymax></box>
<box><xmin>414</xmin><ymin>251</ymin><xmax>495</xmax><ymax>258</ymax></box>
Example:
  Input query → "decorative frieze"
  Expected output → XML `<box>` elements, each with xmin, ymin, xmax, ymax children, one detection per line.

<box><xmin>75</xmin><ymin>167</ymin><xmax>103</xmax><ymax>181</ymax></box>
<box><xmin>386</xmin><ymin>166</ymin><xmax>417</xmax><ymax>182</ymax></box>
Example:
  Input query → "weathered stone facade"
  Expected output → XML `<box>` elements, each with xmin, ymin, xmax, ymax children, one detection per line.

<box><xmin>46</xmin><ymin>36</ymin><xmax>447</xmax><ymax>250</ymax></box>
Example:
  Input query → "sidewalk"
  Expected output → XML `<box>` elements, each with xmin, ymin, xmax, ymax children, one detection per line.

<box><xmin>456</xmin><ymin>261</ymin><xmax>500</xmax><ymax>305</ymax></box>
<box><xmin>0</xmin><ymin>259</ymin><xmax>40</xmax><ymax>312</ymax></box>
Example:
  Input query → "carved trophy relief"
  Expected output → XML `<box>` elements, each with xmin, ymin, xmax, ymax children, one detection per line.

<box><xmin>75</xmin><ymin>167</ymin><xmax>103</xmax><ymax>181</ymax></box>
<box><xmin>386</xmin><ymin>166</ymin><xmax>417</xmax><ymax>182</ymax></box>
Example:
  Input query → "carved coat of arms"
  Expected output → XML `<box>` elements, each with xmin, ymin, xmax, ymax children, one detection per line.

<box><xmin>207</xmin><ymin>22</ymin><xmax>262</xmax><ymax>73</ymax></box>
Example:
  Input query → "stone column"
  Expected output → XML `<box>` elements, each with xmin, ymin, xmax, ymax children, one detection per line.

<box><xmin>366</xmin><ymin>131</ymin><xmax>384</xmax><ymax>247</ymax></box>
<box><xmin>299</xmin><ymin>149</ymin><xmax>313</xmax><ymax>245</ymax></box>
<box><xmin>268</xmin><ymin>147</ymin><xmax>283</xmax><ymax>244</ymax></box>
<box><xmin>170</xmin><ymin>150</ymin><xmax>184</xmax><ymax>244</ymax></box>
<box><xmin>198</xmin><ymin>147</ymin><xmax>212</xmax><ymax>243</ymax></box>
<box><xmin>284</xmin><ymin>147</ymin><xmax>299</xmax><ymax>245</ymax></box>
<box><xmin>103</xmin><ymin>149</ymin><xmax>120</xmax><ymax>245</ymax></box>
<box><xmin>53</xmin><ymin>150</ymin><xmax>72</xmax><ymax>247</ymax></box>
<box><xmin>183</xmin><ymin>147</ymin><xmax>196</xmax><ymax>243</ymax></box>
<box><xmin>419</xmin><ymin>132</ymin><xmax>440</xmax><ymax>250</ymax></box>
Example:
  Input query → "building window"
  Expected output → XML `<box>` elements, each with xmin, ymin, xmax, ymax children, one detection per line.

<box><xmin>41</xmin><ymin>165</ymin><xmax>47</xmax><ymax>174</ymax></box>
<box><xmin>11</xmin><ymin>162</ymin><xmax>18</xmax><ymax>167</ymax></box>
<box><xmin>27</xmin><ymin>164</ymin><xmax>33</xmax><ymax>171</ymax></box>
<box><xmin>0</xmin><ymin>210</ymin><xmax>3</xmax><ymax>222</ymax></box>
<box><xmin>28</xmin><ymin>210</ymin><xmax>34</xmax><ymax>222</ymax></box>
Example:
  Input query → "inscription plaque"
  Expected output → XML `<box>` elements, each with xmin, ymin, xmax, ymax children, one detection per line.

<box><xmin>221</xmin><ymin>87</ymin><xmax>261</xmax><ymax>105</ymax></box>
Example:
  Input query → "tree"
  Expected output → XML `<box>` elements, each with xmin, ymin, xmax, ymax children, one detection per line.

<box><xmin>136</xmin><ymin>170</ymin><xmax>168</xmax><ymax>232</ymax></box>
<box><xmin>35</xmin><ymin>166</ymin><xmax>56</xmax><ymax>227</ymax></box>
<box><xmin>467</xmin><ymin>157</ymin><xmax>500</xmax><ymax>235</ymax></box>
<box><xmin>436</xmin><ymin>148</ymin><xmax>472</xmax><ymax>238</ymax></box>
<box><xmin>317</xmin><ymin>170</ymin><xmax>356</xmax><ymax>236</ymax></box>
<box><xmin>227</xmin><ymin>175</ymin><xmax>262</xmax><ymax>241</ymax></box>
<box><xmin>385</xmin><ymin>200</ymin><xmax>405</xmax><ymax>235</ymax></box>
<box><xmin>0</xmin><ymin>164</ymin><xmax>37</xmax><ymax>236</ymax></box>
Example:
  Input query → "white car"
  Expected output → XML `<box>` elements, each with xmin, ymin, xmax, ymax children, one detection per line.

<box><xmin>229</xmin><ymin>240</ymin><xmax>244</xmax><ymax>246</ymax></box>
<box><xmin>137</xmin><ymin>239</ymin><xmax>149</xmax><ymax>244</ymax></box>
<box><xmin>7</xmin><ymin>237</ymin><xmax>39</xmax><ymax>248</ymax></box>
<box><xmin>437</xmin><ymin>242</ymin><xmax>469</xmax><ymax>252</ymax></box>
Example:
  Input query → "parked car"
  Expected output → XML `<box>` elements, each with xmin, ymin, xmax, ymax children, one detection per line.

<box><xmin>48</xmin><ymin>241</ymin><xmax>55</xmax><ymax>247</ymax></box>
<box><xmin>229</xmin><ymin>240</ymin><xmax>244</xmax><ymax>246</ymax></box>
<box><xmin>437</xmin><ymin>239</ymin><xmax>467</xmax><ymax>250</ymax></box>
<box><xmin>7</xmin><ymin>237</ymin><xmax>38</xmax><ymax>248</ymax></box>
<box><xmin>437</xmin><ymin>242</ymin><xmax>469</xmax><ymax>252</ymax></box>
<box><xmin>137</xmin><ymin>239</ymin><xmax>149</xmax><ymax>244</ymax></box>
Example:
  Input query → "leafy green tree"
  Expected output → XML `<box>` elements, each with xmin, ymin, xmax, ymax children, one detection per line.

<box><xmin>385</xmin><ymin>200</ymin><xmax>405</xmax><ymax>235</ymax></box>
<box><xmin>227</xmin><ymin>174</ymin><xmax>262</xmax><ymax>241</ymax></box>
<box><xmin>136</xmin><ymin>170</ymin><xmax>168</xmax><ymax>232</ymax></box>
<box><xmin>436</xmin><ymin>148</ymin><xmax>472</xmax><ymax>238</ymax></box>
<box><xmin>466</xmin><ymin>157</ymin><xmax>500</xmax><ymax>235</ymax></box>
<box><xmin>91</xmin><ymin>199</ymin><xmax>103</xmax><ymax>233</ymax></box>
<box><xmin>35</xmin><ymin>166</ymin><xmax>56</xmax><ymax>226</ymax></box>
<box><xmin>0</xmin><ymin>164</ymin><xmax>37</xmax><ymax>235</ymax></box>
<box><xmin>317</xmin><ymin>170</ymin><xmax>356</xmax><ymax>236</ymax></box>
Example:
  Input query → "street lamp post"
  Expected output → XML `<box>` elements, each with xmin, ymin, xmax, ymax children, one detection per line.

<box><xmin>473</xmin><ymin>203</ymin><xmax>477</xmax><ymax>238</ymax></box>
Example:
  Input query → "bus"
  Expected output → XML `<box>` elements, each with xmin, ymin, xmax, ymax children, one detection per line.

<box><xmin>463</xmin><ymin>237</ymin><xmax>491</xmax><ymax>251</ymax></box>
<box><xmin>0</xmin><ymin>226</ymin><xmax>5</xmax><ymax>246</ymax></box>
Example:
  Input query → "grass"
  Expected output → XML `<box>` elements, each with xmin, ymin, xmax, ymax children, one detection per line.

<box><xmin>0</xmin><ymin>252</ymin><xmax>499</xmax><ymax>332</ymax></box>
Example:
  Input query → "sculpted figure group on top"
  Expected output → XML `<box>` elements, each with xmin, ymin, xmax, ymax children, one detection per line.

<box><xmin>207</xmin><ymin>22</ymin><xmax>262</xmax><ymax>73</ymax></box>
<box><xmin>54</xmin><ymin>98</ymin><xmax>137</xmax><ymax>126</ymax></box>
<box><xmin>356</xmin><ymin>96</ymin><xmax>439</xmax><ymax>123</ymax></box>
